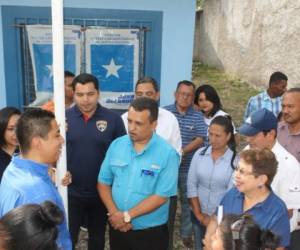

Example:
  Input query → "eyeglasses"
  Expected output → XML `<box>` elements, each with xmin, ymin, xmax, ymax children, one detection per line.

<box><xmin>234</xmin><ymin>167</ymin><xmax>255</xmax><ymax>177</ymax></box>
<box><xmin>177</xmin><ymin>92</ymin><xmax>193</xmax><ymax>98</ymax></box>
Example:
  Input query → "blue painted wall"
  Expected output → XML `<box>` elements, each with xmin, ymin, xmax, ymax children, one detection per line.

<box><xmin>0</xmin><ymin>0</ymin><xmax>196</xmax><ymax>108</ymax></box>
<box><xmin>0</xmin><ymin>7</ymin><xmax>5</xmax><ymax>108</ymax></box>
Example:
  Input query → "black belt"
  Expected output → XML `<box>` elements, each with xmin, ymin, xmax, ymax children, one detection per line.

<box><xmin>132</xmin><ymin>223</ymin><xmax>167</xmax><ymax>232</ymax></box>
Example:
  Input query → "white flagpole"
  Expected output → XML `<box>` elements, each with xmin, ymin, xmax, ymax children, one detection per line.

<box><xmin>51</xmin><ymin>0</ymin><xmax>68</xmax><ymax>220</ymax></box>
<box><xmin>217</xmin><ymin>205</ymin><xmax>223</xmax><ymax>225</ymax></box>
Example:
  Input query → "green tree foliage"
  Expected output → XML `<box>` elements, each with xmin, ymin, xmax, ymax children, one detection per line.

<box><xmin>197</xmin><ymin>0</ymin><xmax>204</xmax><ymax>9</ymax></box>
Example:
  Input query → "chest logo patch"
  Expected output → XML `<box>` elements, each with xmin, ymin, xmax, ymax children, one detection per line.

<box><xmin>96</xmin><ymin>120</ymin><xmax>107</xmax><ymax>132</ymax></box>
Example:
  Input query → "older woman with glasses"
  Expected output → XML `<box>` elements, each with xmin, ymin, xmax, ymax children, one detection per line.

<box><xmin>204</xmin><ymin>148</ymin><xmax>290</xmax><ymax>250</ymax></box>
<box><xmin>211</xmin><ymin>214</ymin><xmax>279</xmax><ymax>250</ymax></box>
<box><xmin>187</xmin><ymin>116</ymin><xmax>236</xmax><ymax>250</ymax></box>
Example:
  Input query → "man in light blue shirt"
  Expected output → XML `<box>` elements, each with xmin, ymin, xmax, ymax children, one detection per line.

<box><xmin>244</xmin><ymin>71</ymin><xmax>288</xmax><ymax>121</ymax></box>
<box><xmin>0</xmin><ymin>109</ymin><xmax>72</xmax><ymax>250</ymax></box>
<box><xmin>98</xmin><ymin>97</ymin><xmax>180</xmax><ymax>250</ymax></box>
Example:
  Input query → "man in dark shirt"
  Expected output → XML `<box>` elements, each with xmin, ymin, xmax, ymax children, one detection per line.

<box><xmin>66</xmin><ymin>73</ymin><xmax>126</xmax><ymax>250</ymax></box>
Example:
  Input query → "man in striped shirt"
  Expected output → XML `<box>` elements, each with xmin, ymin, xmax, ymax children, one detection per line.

<box><xmin>165</xmin><ymin>80</ymin><xmax>207</xmax><ymax>249</ymax></box>
<box><xmin>244</xmin><ymin>71</ymin><xmax>288</xmax><ymax>121</ymax></box>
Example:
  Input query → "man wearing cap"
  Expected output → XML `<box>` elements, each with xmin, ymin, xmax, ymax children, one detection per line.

<box><xmin>239</xmin><ymin>108</ymin><xmax>300</xmax><ymax>238</ymax></box>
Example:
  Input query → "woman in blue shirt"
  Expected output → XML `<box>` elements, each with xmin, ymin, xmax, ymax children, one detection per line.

<box><xmin>203</xmin><ymin>148</ymin><xmax>290</xmax><ymax>250</ymax></box>
<box><xmin>187</xmin><ymin>116</ymin><xmax>236</xmax><ymax>250</ymax></box>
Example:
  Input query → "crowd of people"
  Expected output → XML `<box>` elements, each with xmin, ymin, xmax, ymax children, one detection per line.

<box><xmin>0</xmin><ymin>70</ymin><xmax>299</xmax><ymax>250</ymax></box>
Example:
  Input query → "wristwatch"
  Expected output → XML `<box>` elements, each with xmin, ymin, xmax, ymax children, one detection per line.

<box><xmin>123</xmin><ymin>211</ymin><xmax>131</xmax><ymax>223</ymax></box>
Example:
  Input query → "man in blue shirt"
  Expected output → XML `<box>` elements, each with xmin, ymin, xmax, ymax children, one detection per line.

<box><xmin>0</xmin><ymin>109</ymin><xmax>72</xmax><ymax>250</ymax></box>
<box><xmin>121</xmin><ymin>76</ymin><xmax>182</xmax><ymax>250</ymax></box>
<box><xmin>244</xmin><ymin>71</ymin><xmax>288</xmax><ymax>121</ymax></box>
<box><xmin>165</xmin><ymin>80</ymin><xmax>207</xmax><ymax>248</ymax></box>
<box><xmin>66</xmin><ymin>73</ymin><xmax>126</xmax><ymax>250</ymax></box>
<box><xmin>98</xmin><ymin>97</ymin><xmax>180</xmax><ymax>250</ymax></box>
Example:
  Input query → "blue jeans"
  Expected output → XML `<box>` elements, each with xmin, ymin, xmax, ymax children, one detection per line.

<box><xmin>178</xmin><ymin>172</ymin><xmax>193</xmax><ymax>238</ymax></box>
<box><xmin>191</xmin><ymin>213</ymin><xmax>206</xmax><ymax>250</ymax></box>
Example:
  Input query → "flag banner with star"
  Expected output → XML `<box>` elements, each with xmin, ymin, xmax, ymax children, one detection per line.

<box><xmin>26</xmin><ymin>25</ymin><xmax>81</xmax><ymax>106</ymax></box>
<box><xmin>85</xmin><ymin>28</ymin><xmax>140</xmax><ymax>109</ymax></box>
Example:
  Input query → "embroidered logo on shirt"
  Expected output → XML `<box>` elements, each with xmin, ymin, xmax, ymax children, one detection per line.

<box><xmin>96</xmin><ymin>120</ymin><xmax>107</xmax><ymax>132</ymax></box>
<box><xmin>141</xmin><ymin>169</ymin><xmax>155</xmax><ymax>177</ymax></box>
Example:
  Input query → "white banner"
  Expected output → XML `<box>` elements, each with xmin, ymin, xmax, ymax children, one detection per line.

<box><xmin>85</xmin><ymin>28</ymin><xmax>140</xmax><ymax>109</ymax></box>
<box><xmin>26</xmin><ymin>25</ymin><xmax>81</xmax><ymax>106</ymax></box>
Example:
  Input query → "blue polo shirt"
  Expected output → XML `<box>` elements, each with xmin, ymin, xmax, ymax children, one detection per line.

<box><xmin>98</xmin><ymin>133</ymin><xmax>180</xmax><ymax>230</ymax></box>
<box><xmin>66</xmin><ymin>104</ymin><xmax>126</xmax><ymax>198</ymax></box>
<box><xmin>220</xmin><ymin>187</ymin><xmax>290</xmax><ymax>247</ymax></box>
<box><xmin>0</xmin><ymin>156</ymin><xmax>72</xmax><ymax>250</ymax></box>
<box><xmin>164</xmin><ymin>104</ymin><xmax>207</xmax><ymax>173</ymax></box>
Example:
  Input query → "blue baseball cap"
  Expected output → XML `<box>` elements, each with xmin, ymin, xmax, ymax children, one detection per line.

<box><xmin>239</xmin><ymin>108</ymin><xmax>278</xmax><ymax>136</ymax></box>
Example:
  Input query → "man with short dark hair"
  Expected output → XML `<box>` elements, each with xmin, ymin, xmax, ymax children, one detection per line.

<box><xmin>66</xmin><ymin>73</ymin><xmax>126</xmax><ymax>250</ymax></box>
<box><xmin>98</xmin><ymin>97</ymin><xmax>180</xmax><ymax>250</ymax></box>
<box><xmin>244</xmin><ymin>71</ymin><xmax>288</xmax><ymax>121</ymax></box>
<box><xmin>42</xmin><ymin>70</ymin><xmax>75</xmax><ymax>112</ymax></box>
<box><xmin>277</xmin><ymin>88</ymin><xmax>300</xmax><ymax>250</ymax></box>
<box><xmin>0</xmin><ymin>108</ymin><xmax>72</xmax><ymax>250</ymax></box>
<box><xmin>121</xmin><ymin>76</ymin><xmax>181</xmax><ymax>250</ymax></box>
<box><xmin>165</xmin><ymin>80</ymin><xmax>207</xmax><ymax>248</ymax></box>
<box><xmin>122</xmin><ymin>76</ymin><xmax>181</xmax><ymax>153</ymax></box>
<box><xmin>239</xmin><ymin>108</ymin><xmax>300</xmax><ymax>243</ymax></box>
<box><xmin>278</xmin><ymin>88</ymin><xmax>300</xmax><ymax>163</ymax></box>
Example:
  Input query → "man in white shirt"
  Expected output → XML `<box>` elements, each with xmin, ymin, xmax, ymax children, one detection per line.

<box><xmin>239</xmin><ymin>108</ymin><xmax>300</xmax><ymax>235</ymax></box>
<box><xmin>122</xmin><ymin>77</ymin><xmax>181</xmax><ymax>154</ymax></box>
<box><xmin>122</xmin><ymin>76</ymin><xmax>181</xmax><ymax>250</ymax></box>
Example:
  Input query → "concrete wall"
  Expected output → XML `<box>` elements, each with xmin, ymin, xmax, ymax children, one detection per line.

<box><xmin>198</xmin><ymin>0</ymin><xmax>300</xmax><ymax>88</ymax></box>
<box><xmin>0</xmin><ymin>0</ymin><xmax>196</xmax><ymax>108</ymax></box>
<box><xmin>193</xmin><ymin>10</ymin><xmax>201</xmax><ymax>61</ymax></box>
